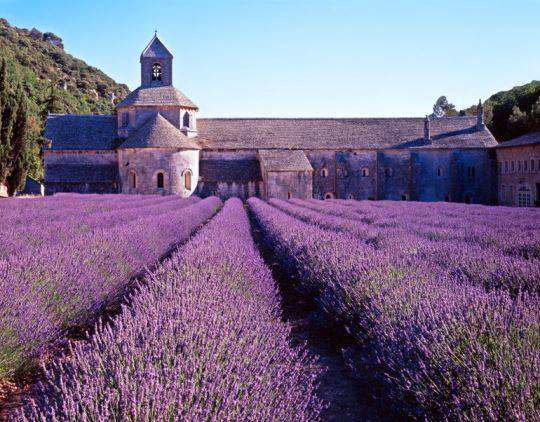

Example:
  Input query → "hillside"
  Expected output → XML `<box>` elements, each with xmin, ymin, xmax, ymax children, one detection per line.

<box><xmin>486</xmin><ymin>80</ymin><xmax>540</xmax><ymax>141</ymax></box>
<box><xmin>0</xmin><ymin>18</ymin><xmax>129</xmax><ymax>180</ymax></box>
<box><xmin>457</xmin><ymin>81</ymin><xmax>540</xmax><ymax>142</ymax></box>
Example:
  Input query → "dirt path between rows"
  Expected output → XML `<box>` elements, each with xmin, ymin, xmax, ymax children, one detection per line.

<box><xmin>249</xmin><ymin>213</ymin><xmax>407</xmax><ymax>421</ymax></box>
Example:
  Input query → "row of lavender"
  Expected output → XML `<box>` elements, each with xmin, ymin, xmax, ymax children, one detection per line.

<box><xmin>329</xmin><ymin>198</ymin><xmax>540</xmax><ymax>260</ymax></box>
<box><xmin>0</xmin><ymin>195</ymin><xmax>221</xmax><ymax>379</ymax></box>
<box><xmin>248</xmin><ymin>198</ymin><xmax>539</xmax><ymax>420</ymax></box>
<box><xmin>268</xmin><ymin>198</ymin><xmax>539</xmax><ymax>296</ymax></box>
<box><xmin>19</xmin><ymin>199</ymin><xmax>323</xmax><ymax>420</ymax></box>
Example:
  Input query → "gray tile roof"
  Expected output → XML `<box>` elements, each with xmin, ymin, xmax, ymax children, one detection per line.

<box><xmin>45</xmin><ymin>115</ymin><xmax>498</xmax><ymax>153</ymax></box>
<box><xmin>46</xmin><ymin>163</ymin><xmax>118</xmax><ymax>183</ymax></box>
<box><xmin>495</xmin><ymin>132</ymin><xmax>540</xmax><ymax>148</ymax></box>
<box><xmin>45</xmin><ymin>114</ymin><xmax>119</xmax><ymax>150</ymax></box>
<box><xmin>258</xmin><ymin>149</ymin><xmax>313</xmax><ymax>172</ymax></box>
<box><xmin>196</xmin><ymin>117</ymin><xmax>497</xmax><ymax>150</ymax></box>
<box><xmin>200</xmin><ymin>159</ymin><xmax>262</xmax><ymax>183</ymax></box>
<box><xmin>119</xmin><ymin>113</ymin><xmax>201</xmax><ymax>149</ymax></box>
<box><xmin>116</xmin><ymin>86</ymin><xmax>198</xmax><ymax>109</ymax></box>
<box><xmin>140</xmin><ymin>35</ymin><xmax>173</xmax><ymax>59</ymax></box>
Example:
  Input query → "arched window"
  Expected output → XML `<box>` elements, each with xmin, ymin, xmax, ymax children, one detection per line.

<box><xmin>130</xmin><ymin>171</ymin><xmax>137</xmax><ymax>189</ymax></box>
<box><xmin>183</xmin><ymin>169</ymin><xmax>193</xmax><ymax>191</ymax></box>
<box><xmin>437</xmin><ymin>167</ymin><xmax>442</xmax><ymax>177</ymax></box>
<box><xmin>320</xmin><ymin>167</ymin><xmax>328</xmax><ymax>178</ymax></box>
<box><xmin>518</xmin><ymin>186</ymin><xmax>532</xmax><ymax>207</ymax></box>
<box><xmin>347</xmin><ymin>194</ymin><xmax>354</xmax><ymax>200</ymax></box>
<box><xmin>287</xmin><ymin>192</ymin><xmax>292</xmax><ymax>199</ymax></box>
<box><xmin>361</xmin><ymin>167</ymin><xmax>369</xmax><ymax>177</ymax></box>
<box><xmin>157</xmin><ymin>172</ymin><xmax>164</xmax><ymax>189</ymax></box>
<box><xmin>324</xmin><ymin>192</ymin><xmax>334</xmax><ymax>200</ymax></box>
<box><xmin>152</xmin><ymin>63</ymin><xmax>162</xmax><ymax>81</ymax></box>
<box><xmin>183</xmin><ymin>111</ymin><xmax>190</xmax><ymax>128</ymax></box>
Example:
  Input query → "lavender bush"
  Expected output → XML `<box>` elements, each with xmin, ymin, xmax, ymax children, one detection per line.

<box><xmin>0</xmin><ymin>195</ymin><xmax>220</xmax><ymax>378</ymax></box>
<box><xmin>271</xmin><ymin>199</ymin><xmax>540</xmax><ymax>296</ymax></box>
<box><xmin>18</xmin><ymin>199</ymin><xmax>323</xmax><ymax>421</ymax></box>
<box><xmin>249</xmin><ymin>197</ymin><xmax>540</xmax><ymax>420</ymax></box>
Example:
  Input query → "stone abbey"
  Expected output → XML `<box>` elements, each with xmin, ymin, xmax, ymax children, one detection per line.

<box><xmin>43</xmin><ymin>34</ymin><xmax>539</xmax><ymax>205</ymax></box>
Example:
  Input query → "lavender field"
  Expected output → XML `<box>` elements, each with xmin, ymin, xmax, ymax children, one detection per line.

<box><xmin>1</xmin><ymin>194</ymin><xmax>539</xmax><ymax>420</ymax></box>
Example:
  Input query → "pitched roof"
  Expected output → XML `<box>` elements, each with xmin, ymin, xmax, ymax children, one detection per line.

<box><xmin>495</xmin><ymin>132</ymin><xmax>540</xmax><ymax>148</ymax></box>
<box><xmin>140</xmin><ymin>34</ymin><xmax>173</xmax><ymax>59</ymax></box>
<box><xmin>258</xmin><ymin>149</ymin><xmax>313</xmax><ymax>172</ymax></box>
<box><xmin>45</xmin><ymin>114</ymin><xmax>118</xmax><ymax>150</ymax></box>
<box><xmin>196</xmin><ymin>117</ymin><xmax>497</xmax><ymax>150</ymax></box>
<box><xmin>46</xmin><ymin>164</ymin><xmax>118</xmax><ymax>183</ymax></box>
<box><xmin>45</xmin><ymin>115</ymin><xmax>498</xmax><ymax>152</ymax></box>
<box><xmin>119</xmin><ymin>113</ymin><xmax>201</xmax><ymax>149</ymax></box>
<box><xmin>116</xmin><ymin>86</ymin><xmax>198</xmax><ymax>109</ymax></box>
<box><xmin>199</xmin><ymin>159</ymin><xmax>262</xmax><ymax>182</ymax></box>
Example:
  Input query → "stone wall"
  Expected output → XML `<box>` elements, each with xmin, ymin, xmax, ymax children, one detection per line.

<box><xmin>335</xmin><ymin>150</ymin><xmax>377</xmax><ymax>200</ymax></box>
<box><xmin>304</xmin><ymin>148</ymin><xmax>496</xmax><ymax>204</ymax></box>
<box><xmin>450</xmin><ymin>149</ymin><xmax>497</xmax><ymax>205</ymax></box>
<box><xmin>196</xmin><ymin>150</ymin><xmax>262</xmax><ymax>199</ymax></box>
<box><xmin>496</xmin><ymin>145</ymin><xmax>540</xmax><ymax>206</ymax></box>
<box><xmin>306</xmin><ymin>151</ymin><xmax>337</xmax><ymax>199</ymax></box>
<box><xmin>118</xmin><ymin>148</ymin><xmax>199</xmax><ymax>196</ymax></box>
<box><xmin>411</xmin><ymin>150</ymin><xmax>453</xmax><ymax>201</ymax></box>
<box><xmin>263</xmin><ymin>171</ymin><xmax>313</xmax><ymax>200</ymax></box>
<box><xmin>44</xmin><ymin>150</ymin><xmax>119</xmax><ymax>195</ymax></box>
<box><xmin>117</xmin><ymin>106</ymin><xmax>195</xmax><ymax>138</ymax></box>
<box><xmin>377</xmin><ymin>150</ymin><xmax>411</xmax><ymax>200</ymax></box>
<box><xmin>141</xmin><ymin>57</ymin><xmax>173</xmax><ymax>87</ymax></box>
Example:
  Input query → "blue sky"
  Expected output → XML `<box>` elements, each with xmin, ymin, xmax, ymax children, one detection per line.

<box><xmin>2</xmin><ymin>0</ymin><xmax>539</xmax><ymax>117</ymax></box>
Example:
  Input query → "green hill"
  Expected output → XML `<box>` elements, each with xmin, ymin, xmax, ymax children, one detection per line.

<box><xmin>457</xmin><ymin>81</ymin><xmax>540</xmax><ymax>142</ymax></box>
<box><xmin>0</xmin><ymin>18</ymin><xmax>129</xmax><ymax>180</ymax></box>
<box><xmin>485</xmin><ymin>80</ymin><xmax>540</xmax><ymax>141</ymax></box>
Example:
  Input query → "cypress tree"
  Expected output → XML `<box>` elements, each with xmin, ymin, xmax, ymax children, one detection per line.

<box><xmin>0</xmin><ymin>58</ymin><xmax>14</xmax><ymax>184</ymax></box>
<box><xmin>6</xmin><ymin>86</ymin><xmax>29</xmax><ymax>196</ymax></box>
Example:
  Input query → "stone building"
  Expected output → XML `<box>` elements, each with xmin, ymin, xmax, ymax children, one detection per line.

<box><xmin>496</xmin><ymin>132</ymin><xmax>540</xmax><ymax>207</ymax></box>
<box><xmin>44</xmin><ymin>34</ymin><xmax>501</xmax><ymax>204</ymax></box>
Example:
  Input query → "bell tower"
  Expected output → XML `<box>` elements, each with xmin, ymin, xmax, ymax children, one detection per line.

<box><xmin>140</xmin><ymin>32</ymin><xmax>173</xmax><ymax>87</ymax></box>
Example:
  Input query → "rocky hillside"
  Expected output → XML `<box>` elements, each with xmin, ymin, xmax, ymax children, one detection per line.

<box><xmin>0</xmin><ymin>18</ymin><xmax>129</xmax><ymax>115</ymax></box>
<box><xmin>0</xmin><ymin>18</ymin><xmax>129</xmax><ymax>181</ymax></box>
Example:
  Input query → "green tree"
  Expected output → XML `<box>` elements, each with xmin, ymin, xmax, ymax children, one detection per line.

<box><xmin>506</xmin><ymin>106</ymin><xmax>530</xmax><ymax>139</ymax></box>
<box><xmin>531</xmin><ymin>97</ymin><xmax>540</xmax><ymax>131</ymax></box>
<box><xmin>0</xmin><ymin>58</ymin><xmax>15</xmax><ymax>184</ymax></box>
<box><xmin>431</xmin><ymin>96</ymin><xmax>458</xmax><ymax>118</ymax></box>
<box><xmin>41</xmin><ymin>80</ymin><xmax>63</xmax><ymax>123</ymax></box>
<box><xmin>6</xmin><ymin>86</ymin><xmax>29</xmax><ymax>196</ymax></box>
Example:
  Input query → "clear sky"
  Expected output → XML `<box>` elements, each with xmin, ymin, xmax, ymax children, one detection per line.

<box><xmin>2</xmin><ymin>0</ymin><xmax>539</xmax><ymax>117</ymax></box>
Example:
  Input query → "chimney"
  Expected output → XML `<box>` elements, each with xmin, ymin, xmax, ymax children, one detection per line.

<box><xmin>424</xmin><ymin>116</ymin><xmax>431</xmax><ymax>144</ymax></box>
<box><xmin>477</xmin><ymin>99</ymin><xmax>485</xmax><ymax>130</ymax></box>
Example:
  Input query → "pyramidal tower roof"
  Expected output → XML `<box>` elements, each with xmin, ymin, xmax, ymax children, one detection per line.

<box><xmin>140</xmin><ymin>33</ymin><xmax>173</xmax><ymax>60</ymax></box>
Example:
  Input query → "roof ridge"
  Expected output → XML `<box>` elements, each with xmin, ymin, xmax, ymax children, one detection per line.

<box><xmin>196</xmin><ymin>116</ymin><xmax>477</xmax><ymax>121</ymax></box>
<box><xmin>48</xmin><ymin>113</ymin><xmax>115</xmax><ymax>118</ymax></box>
